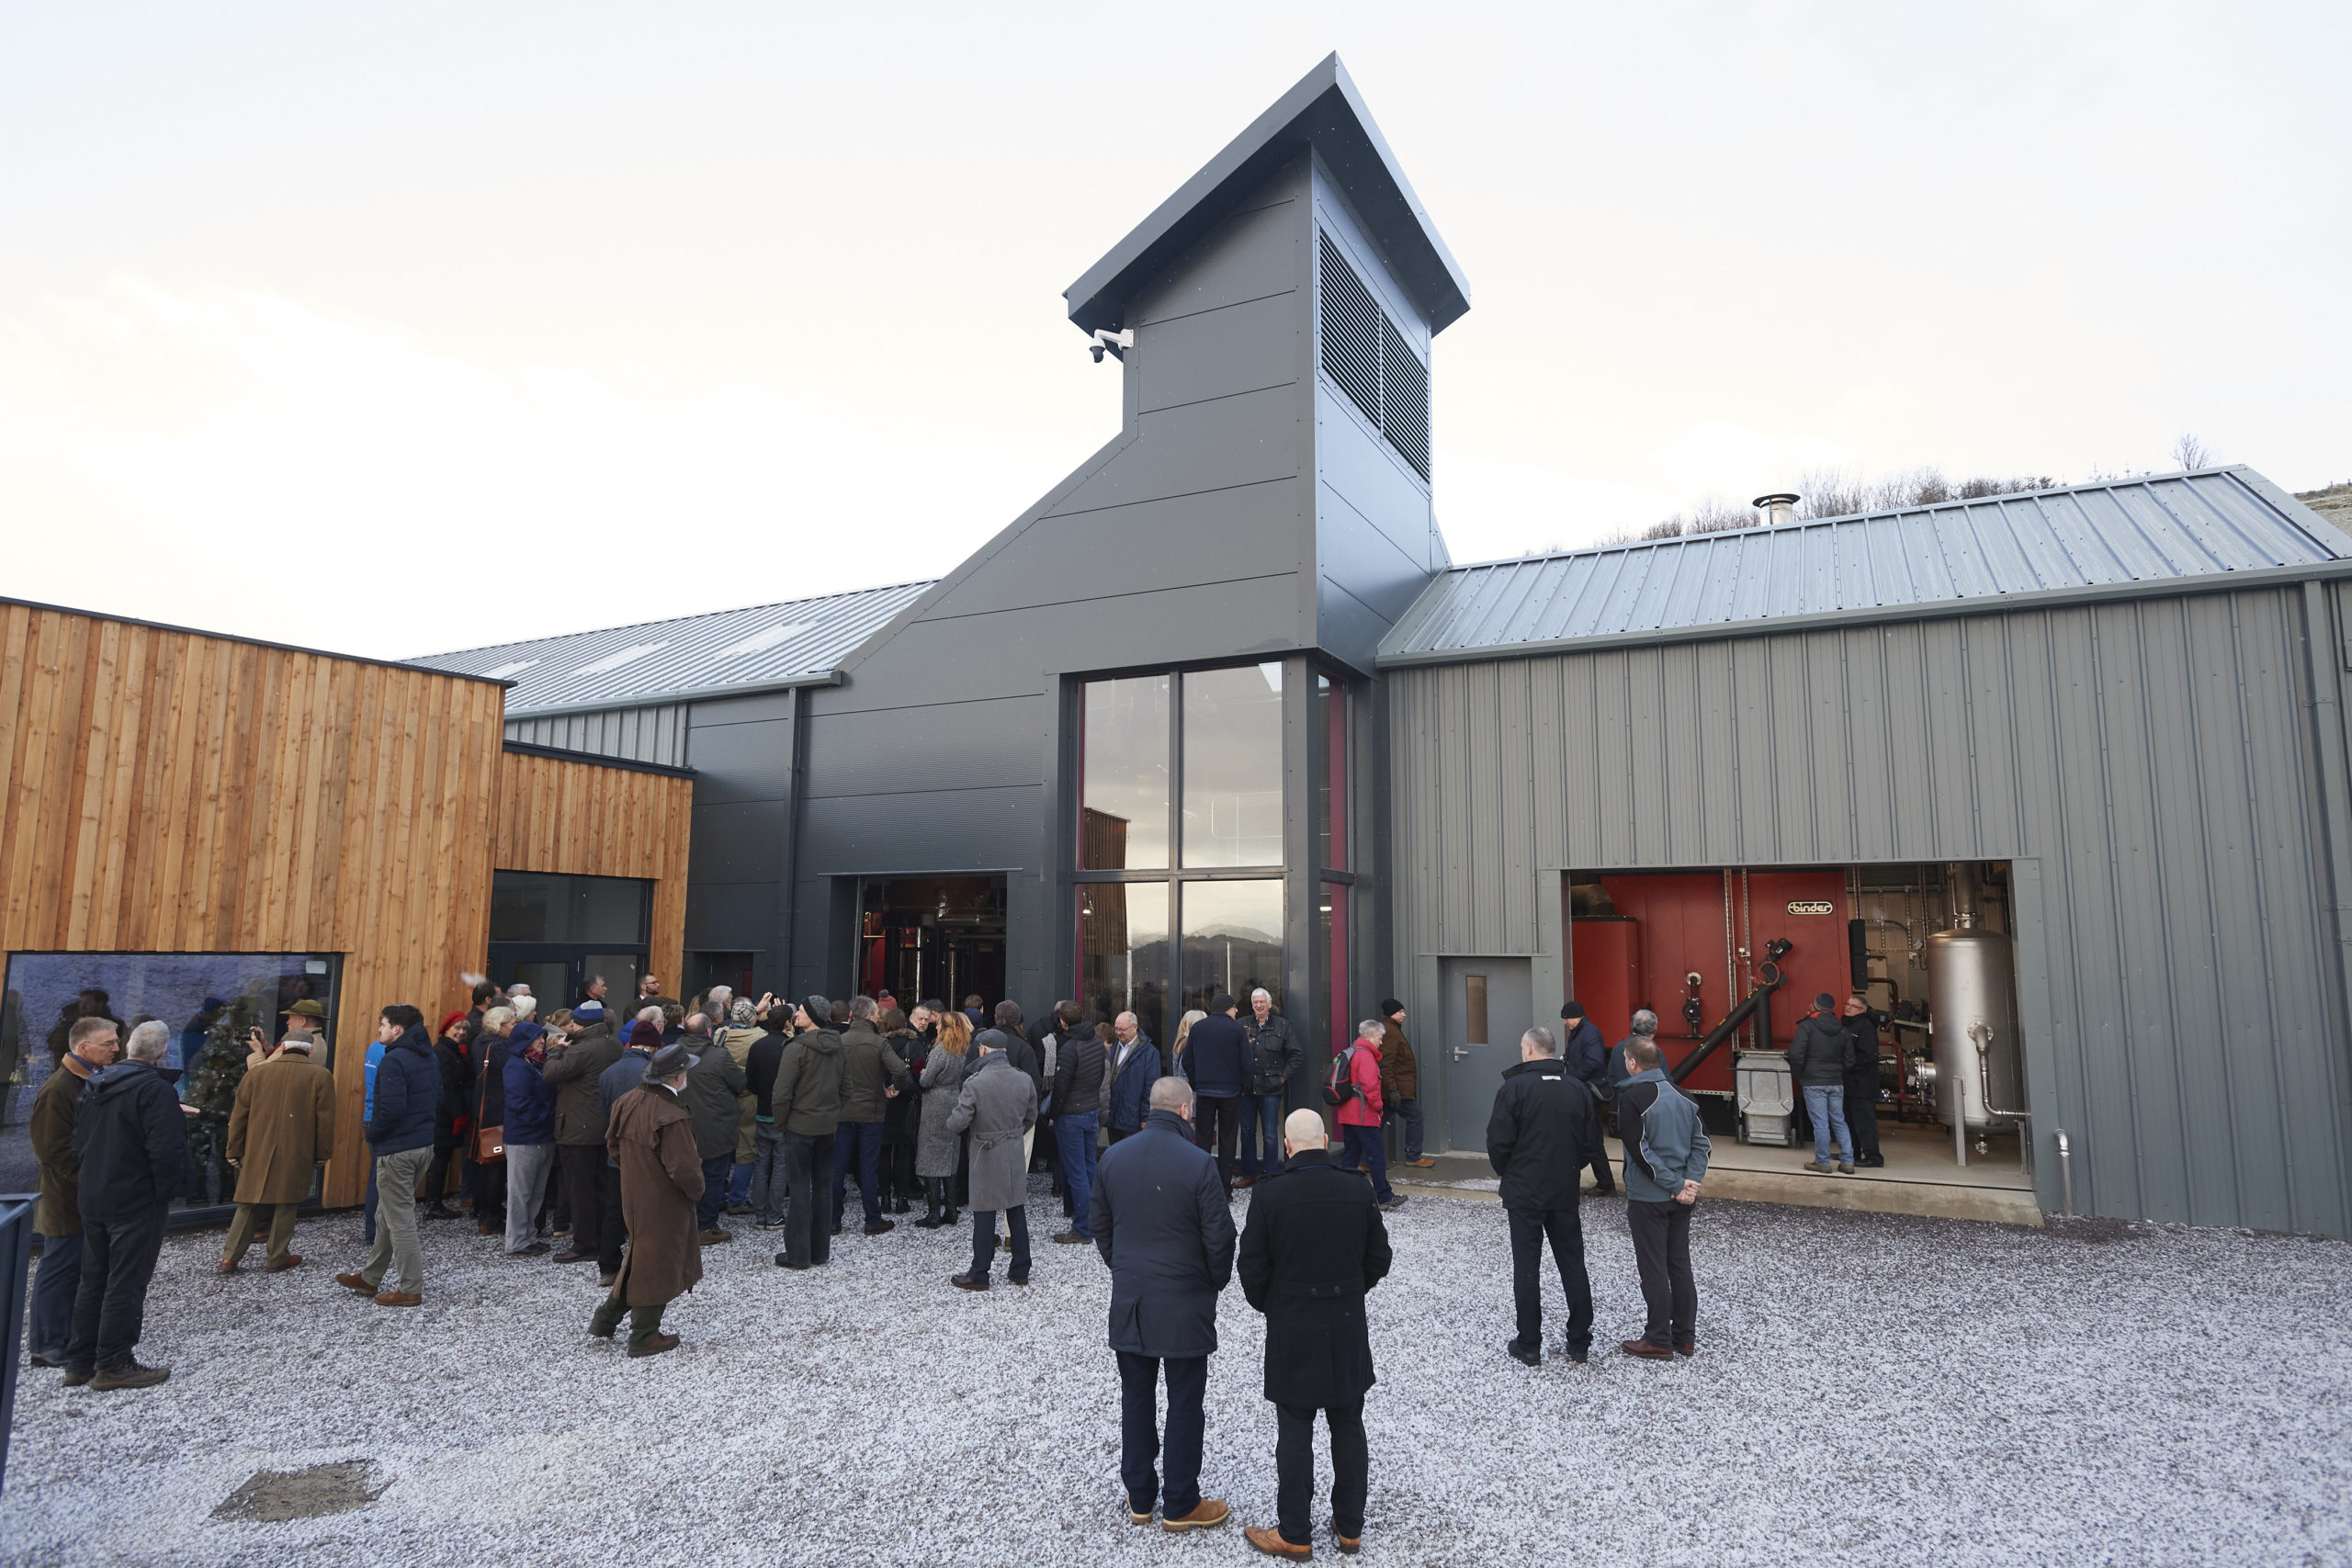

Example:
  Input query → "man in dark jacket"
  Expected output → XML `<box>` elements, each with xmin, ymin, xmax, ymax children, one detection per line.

<box><xmin>62</xmin><ymin>1021</ymin><xmax>193</xmax><ymax>1389</ymax></box>
<box><xmin>1182</xmin><ymin>994</ymin><xmax>1251</xmax><ymax>1197</ymax></box>
<box><xmin>1090</xmin><ymin>1077</ymin><xmax>1236</xmax><ymax>1535</ymax></box>
<box><xmin>770</xmin><ymin>997</ymin><xmax>846</xmax><ymax>1270</ymax></box>
<box><xmin>745</xmin><ymin>1016</ymin><xmax>794</xmax><ymax>1229</ymax></box>
<box><xmin>544</xmin><ymin>1002</ymin><xmax>625</xmax><ymax>1269</ymax></box>
<box><xmin>832</xmin><ymin>996</ymin><xmax>913</xmax><ymax>1238</ymax></box>
<box><xmin>1616</xmin><ymin>1035</ymin><xmax>1711</xmax><ymax>1359</ymax></box>
<box><xmin>680</xmin><ymin>1019</ymin><xmax>750</xmax><ymax>1244</ymax></box>
<box><xmin>1487</xmin><ymin>1025</ymin><xmax>1605</xmax><ymax>1366</ymax></box>
<box><xmin>1050</xmin><ymin>1019</ymin><xmax>1107</xmax><ymax>1245</ymax></box>
<box><xmin>1237</xmin><ymin>989</ymin><xmax>1301</xmax><ymax>1188</ymax></box>
<box><xmin>1237</xmin><ymin>1108</ymin><xmax>1393</xmax><ymax>1560</ymax></box>
<box><xmin>1788</xmin><ymin>993</ymin><xmax>1857</xmax><ymax>1175</ymax></box>
<box><xmin>28</xmin><ymin>1016</ymin><xmax>119</xmax><ymax>1368</ymax></box>
<box><xmin>1559</xmin><ymin>999</ymin><xmax>1614</xmax><ymax>1195</ymax></box>
<box><xmin>1378</xmin><ymin>999</ymin><xmax>1430</xmax><ymax>1171</ymax></box>
<box><xmin>1840</xmin><ymin>994</ymin><xmax>1884</xmax><ymax>1168</ymax></box>
<box><xmin>1102</xmin><ymin>1012</ymin><xmax>1159</xmax><ymax>1143</ymax></box>
<box><xmin>336</xmin><ymin>1006</ymin><xmax>438</xmax><ymax>1309</ymax></box>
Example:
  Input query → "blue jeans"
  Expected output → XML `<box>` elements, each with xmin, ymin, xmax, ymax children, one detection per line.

<box><xmin>1055</xmin><ymin>1112</ymin><xmax>1099</xmax><ymax>1236</ymax></box>
<box><xmin>752</xmin><ymin>1122</ymin><xmax>789</xmax><ymax>1223</ymax></box>
<box><xmin>1119</xmin><ymin>1352</ymin><xmax>1208</xmax><ymax>1517</ymax></box>
<box><xmin>696</xmin><ymin>1153</ymin><xmax>733</xmax><ymax>1230</ymax></box>
<box><xmin>30</xmin><ymin>1231</ymin><xmax>82</xmax><ymax>1359</ymax></box>
<box><xmin>969</xmin><ymin>1204</ymin><xmax>1031</xmax><ymax>1280</ymax></box>
<box><xmin>1242</xmin><ymin>1094</ymin><xmax>1284</xmax><ymax>1176</ymax></box>
<box><xmin>1804</xmin><ymin>1084</ymin><xmax>1854</xmax><ymax>1167</ymax></box>
<box><xmin>726</xmin><ymin>1158</ymin><xmax>753</xmax><ymax>1206</ymax></box>
<box><xmin>1387</xmin><ymin>1097</ymin><xmax>1425</xmax><ymax>1163</ymax></box>
<box><xmin>832</xmin><ymin>1121</ymin><xmax>885</xmax><ymax>1227</ymax></box>
<box><xmin>1340</xmin><ymin>1123</ymin><xmax>1393</xmax><ymax>1201</ymax></box>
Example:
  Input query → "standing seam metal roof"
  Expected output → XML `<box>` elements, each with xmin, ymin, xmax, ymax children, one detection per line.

<box><xmin>410</xmin><ymin>580</ymin><xmax>936</xmax><ymax>716</ymax></box>
<box><xmin>1379</xmin><ymin>468</ymin><xmax>2352</xmax><ymax>665</ymax></box>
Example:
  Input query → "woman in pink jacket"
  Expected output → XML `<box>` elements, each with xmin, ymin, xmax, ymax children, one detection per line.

<box><xmin>1333</xmin><ymin>1018</ymin><xmax>1405</xmax><ymax>1209</ymax></box>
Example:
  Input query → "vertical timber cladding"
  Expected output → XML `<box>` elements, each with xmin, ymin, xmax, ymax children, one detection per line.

<box><xmin>491</xmin><ymin>747</ymin><xmax>692</xmax><ymax>1024</ymax></box>
<box><xmin>0</xmin><ymin>603</ymin><xmax>506</xmax><ymax>1208</ymax></box>
<box><xmin>1391</xmin><ymin>588</ymin><xmax>2352</xmax><ymax>1239</ymax></box>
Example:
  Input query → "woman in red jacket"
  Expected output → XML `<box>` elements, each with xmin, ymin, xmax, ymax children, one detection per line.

<box><xmin>1332</xmin><ymin>1019</ymin><xmax>1405</xmax><ymax>1210</ymax></box>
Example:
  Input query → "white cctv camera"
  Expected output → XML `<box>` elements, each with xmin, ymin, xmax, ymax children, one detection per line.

<box><xmin>1088</xmin><ymin>328</ymin><xmax>1135</xmax><ymax>363</ymax></box>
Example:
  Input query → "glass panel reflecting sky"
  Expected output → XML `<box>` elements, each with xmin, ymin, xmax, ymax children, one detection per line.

<box><xmin>1180</xmin><ymin>879</ymin><xmax>1283</xmax><ymax>1016</ymax></box>
<box><xmin>1081</xmin><ymin>675</ymin><xmax>1170</xmax><ymax>870</ymax></box>
<box><xmin>1182</xmin><ymin>662</ymin><xmax>1283</xmax><ymax>867</ymax></box>
<box><xmin>1080</xmin><ymin>883</ymin><xmax>1169</xmax><ymax>1045</ymax></box>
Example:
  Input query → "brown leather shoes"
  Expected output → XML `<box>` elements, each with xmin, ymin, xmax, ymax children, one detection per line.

<box><xmin>267</xmin><ymin>1254</ymin><xmax>303</xmax><ymax>1274</ymax></box>
<box><xmin>627</xmin><ymin>1332</ymin><xmax>680</xmax><ymax>1359</ymax></box>
<box><xmin>1336</xmin><ymin>1533</ymin><xmax>1362</xmax><ymax>1555</ymax></box>
<box><xmin>1245</xmin><ymin>1524</ymin><xmax>1310</xmax><ymax>1558</ymax></box>
<box><xmin>1621</xmin><ymin>1337</ymin><xmax>1674</xmax><ymax>1359</ymax></box>
<box><xmin>1674</xmin><ymin>1339</ymin><xmax>1697</xmax><ymax>1357</ymax></box>
<box><xmin>334</xmin><ymin>1271</ymin><xmax>375</xmax><ymax>1294</ymax></box>
<box><xmin>373</xmin><ymin>1290</ymin><xmax>423</xmax><ymax>1308</ymax></box>
<box><xmin>1162</xmin><ymin>1499</ymin><xmax>1230</xmax><ymax>1533</ymax></box>
<box><xmin>214</xmin><ymin>1258</ymin><xmax>241</xmax><ymax>1274</ymax></box>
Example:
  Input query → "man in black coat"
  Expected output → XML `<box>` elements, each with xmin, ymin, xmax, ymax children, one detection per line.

<box><xmin>1840</xmin><ymin>994</ymin><xmax>1884</xmax><ymax>1168</ymax></box>
<box><xmin>64</xmin><ymin>1021</ymin><xmax>197</xmax><ymax>1390</ymax></box>
<box><xmin>1090</xmin><ymin>1076</ymin><xmax>1236</xmax><ymax>1536</ymax></box>
<box><xmin>1181</xmin><ymin>994</ymin><xmax>1251</xmax><ymax>1196</ymax></box>
<box><xmin>1487</xmin><ymin>1023</ymin><xmax>1606</xmax><ymax>1366</ymax></box>
<box><xmin>1237</xmin><ymin>1108</ymin><xmax>1393</xmax><ymax>1560</ymax></box>
<box><xmin>1558</xmin><ymin>999</ymin><xmax>1615</xmax><ymax>1195</ymax></box>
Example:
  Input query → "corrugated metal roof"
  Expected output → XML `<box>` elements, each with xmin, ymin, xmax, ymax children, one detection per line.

<box><xmin>412</xmin><ymin>580</ymin><xmax>935</xmax><ymax>716</ymax></box>
<box><xmin>1380</xmin><ymin>468</ymin><xmax>2352</xmax><ymax>666</ymax></box>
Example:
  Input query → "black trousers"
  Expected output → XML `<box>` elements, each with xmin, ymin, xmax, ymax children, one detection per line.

<box><xmin>557</xmin><ymin>1143</ymin><xmax>613</xmax><ymax>1260</ymax></box>
<box><xmin>1195</xmin><ymin>1094</ymin><xmax>1243</xmax><ymax>1190</ymax></box>
<box><xmin>67</xmin><ymin>1201</ymin><xmax>167</xmax><ymax>1372</ymax></box>
<box><xmin>1844</xmin><ymin>1073</ymin><xmax>1881</xmax><ymax>1158</ymax></box>
<box><xmin>1506</xmin><ymin>1201</ymin><xmax>1593</xmax><ymax>1355</ymax></box>
<box><xmin>1118</xmin><ymin>1351</ymin><xmax>1207</xmax><ymax>1517</ymax></box>
<box><xmin>424</xmin><ymin>1135</ymin><xmax>461</xmax><ymax>1205</ymax></box>
<box><xmin>1277</xmin><ymin>1399</ymin><xmax>1368</xmax><ymax>1546</ymax></box>
<box><xmin>783</xmin><ymin>1132</ymin><xmax>836</xmax><ymax>1267</ymax></box>
<box><xmin>1628</xmin><ymin>1197</ymin><xmax>1698</xmax><ymax>1348</ymax></box>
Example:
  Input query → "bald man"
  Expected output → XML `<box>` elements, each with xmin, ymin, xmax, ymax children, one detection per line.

<box><xmin>1236</xmin><ymin>1109</ymin><xmax>1393</xmax><ymax>1559</ymax></box>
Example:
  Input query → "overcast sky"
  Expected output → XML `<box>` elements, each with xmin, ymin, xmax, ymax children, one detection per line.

<box><xmin>5</xmin><ymin>2</ymin><xmax>2346</xmax><ymax>660</ymax></box>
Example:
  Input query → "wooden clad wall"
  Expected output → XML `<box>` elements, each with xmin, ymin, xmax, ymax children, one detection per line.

<box><xmin>491</xmin><ymin>747</ymin><xmax>690</xmax><ymax>1002</ymax></box>
<box><xmin>0</xmin><ymin>603</ymin><xmax>504</xmax><ymax>1206</ymax></box>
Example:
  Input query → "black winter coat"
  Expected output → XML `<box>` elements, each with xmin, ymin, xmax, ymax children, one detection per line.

<box><xmin>72</xmin><ymin>1061</ymin><xmax>197</xmax><ymax>1220</ymax></box>
<box><xmin>1051</xmin><ymin>1023</ymin><xmax>1107</xmax><ymax>1124</ymax></box>
<box><xmin>1182</xmin><ymin>1014</ymin><xmax>1251</xmax><ymax>1098</ymax></box>
<box><xmin>1561</xmin><ymin>1019</ymin><xmax>1607</xmax><ymax>1085</ymax></box>
<box><xmin>368</xmin><ymin>1028</ymin><xmax>440</xmax><ymax>1154</ymax></box>
<box><xmin>476</xmin><ymin>1029</ymin><xmax>515</xmax><ymax>1130</ymax></box>
<box><xmin>1842</xmin><ymin>1016</ymin><xmax>1883</xmax><ymax>1095</ymax></box>
<box><xmin>1090</xmin><ymin>1108</ymin><xmax>1236</xmax><ymax>1358</ymax></box>
<box><xmin>1243</xmin><ymin>1012</ymin><xmax>1302</xmax><ymax>1095</ymax></box>
<box><xmin>1787</xmin><ymin>1010</ymin><xmax>1852</xmax><ymax>1086</ymax></box>
<box><xmin>432</xmin><ymin>1037</ymin><xmax>469</xmax><ymax>1137</ymax></box>
<box><xmin>1237</xmin><ymin>1148</ymin><xmax>1392</xmax><ymax>1407</ymax></box>
<box><xmin>1486</xmin><ymin>1057</ymin><xmax>1605</xmax><ymax>1211</ymax></box>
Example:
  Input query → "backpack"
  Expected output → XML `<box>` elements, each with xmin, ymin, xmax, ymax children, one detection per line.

<box><xmin>1321</xmin><ymin>1044</ymin><xmax>1361</xmax><ymax>1108</ymax></box>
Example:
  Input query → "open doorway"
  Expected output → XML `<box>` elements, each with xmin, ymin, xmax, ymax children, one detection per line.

<box><xmin>856</xmin><ymin>874</ymin><xmax>1008</xmax><ymax>1011</ymax></box>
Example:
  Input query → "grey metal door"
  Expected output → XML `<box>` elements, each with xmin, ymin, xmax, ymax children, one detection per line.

<box><xmin>1441</xmin><ymin>956</ymin><xmax>1532</xmax><ymax>1151</ymax></box>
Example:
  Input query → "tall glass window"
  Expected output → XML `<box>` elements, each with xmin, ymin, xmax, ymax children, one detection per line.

<box><xmin>1080</xmin><ymin>674</ymin><xmax>1170</xmax><ymax>870</ymax></box>
<box><xmin>1182</xmin><ymin>663</ymin><xmax>1283</xmax><ymax>867</ymax></box>
<box><xmin>490</xmin><ymin>872</ymin><xmax>650</xmax><ymax>943</ymax></box>
<box><xmin>1317</xmin><ymin>673</ymin><xmax>1347</xmax><ymax>872</ymax></box>
<box><xmin>1319</xmin><ymin>882</ymin><xmax>1350</xmax><ymax>1068</ymax></box>
<box><xmin>1180</xmin><ymin>881</ymin><xmax>1284</xmax><ymax>1016</ymax></box>
<box><xmin>1080</xmin><ymin>884</ymin><xmax>1169</xmax><ymax>1044</ymax></box>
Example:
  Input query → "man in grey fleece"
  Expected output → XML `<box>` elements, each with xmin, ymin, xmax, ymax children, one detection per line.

<box><xmin>1613</xmin><ymin>1034</ymin><xmax>1710</xmax><ymax>1360</ymax></box>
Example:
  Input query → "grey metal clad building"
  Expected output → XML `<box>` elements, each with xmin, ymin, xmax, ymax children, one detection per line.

<box><xmin>421</xmin><ymin>57</ymin><xmax>2352</xmax><ymax>1237</ymax></box>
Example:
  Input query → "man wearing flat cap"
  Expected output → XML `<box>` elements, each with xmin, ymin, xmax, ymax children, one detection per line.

<box><xmin>591</xmin><ymin>1043</ymin><xmax>702</xmax><ymax>1358</ymax></box>
<box><xmin>767</xmin><ymin>997</ymin><xmax>845</xmax><ymax>1271</ymax></box>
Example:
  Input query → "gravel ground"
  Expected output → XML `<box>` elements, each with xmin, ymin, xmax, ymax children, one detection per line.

<box><xmin>6</xmin><ymin>1180</ymin><xmax>2348</xmax><ymax>1568</ymax></box>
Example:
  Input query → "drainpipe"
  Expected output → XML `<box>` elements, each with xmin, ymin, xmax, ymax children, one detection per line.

<box><xmin>2053</xmin><ymin>1128</ymin><xmax>2075</xmax><ymax>1217</ymax></box>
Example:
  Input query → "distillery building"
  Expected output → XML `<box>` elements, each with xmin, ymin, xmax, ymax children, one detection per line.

<box><xmin>413</xmin><ymin>55</ymin><xmax>2352</xmax><ymax>1239</ymax></box>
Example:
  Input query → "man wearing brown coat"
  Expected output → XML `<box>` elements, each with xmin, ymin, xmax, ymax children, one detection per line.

<box><xmin>1378</xmin><ymin>1000</ymin><xmax>1430</xmax><ymax>1169</ymax></box>
<box><xmin>28</xmin><ymin>1017</ymin><xmax>120</xmax><ymax>1367</ymax></box>
<box><xmin>219</xmin><ymin>1035</ymin><xmax>337</xmax><ymax>1274</ymax></box>
<box><xmin>591</xmin><ymin>1043</ymin><xmax>703</xmax><ymax>1358</ymax></box>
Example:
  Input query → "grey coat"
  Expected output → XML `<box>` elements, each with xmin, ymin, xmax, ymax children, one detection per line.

<box><xmin>916</xmin><ymin>1045</ymin><xmax>968</xmax><ymax>1179</ymax></box>
<box><xmin>944</xmin><ymin>1051</ymin><xmax>1036</xmax><ymax>1212</ymax></box>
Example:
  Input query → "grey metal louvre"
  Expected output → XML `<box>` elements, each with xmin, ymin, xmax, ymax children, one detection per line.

<box><xmin>413</xmin><ymin>579</ymin><xmax>934</xmax><ymax>716</ymax></box>
<box><xmin>1319</xmin><ymin>233</ymin><xmax>1383</xmax><ymax>427</ymax></box>
<box><xmin>1378</xmin><ymin>468</ymin><xmax>2352</xmax><ymax>665</ymax></box>
<box><xmin>1380</xmin><ymin>314</ymin><xmax>1430</xmax><ymax>479</ymax></box>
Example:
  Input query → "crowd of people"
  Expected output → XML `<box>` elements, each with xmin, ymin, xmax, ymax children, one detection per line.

<box><xmin>24</xmin><ymin>970</ymin><xmax>1723</xmax><ymax>1557</ymax></box>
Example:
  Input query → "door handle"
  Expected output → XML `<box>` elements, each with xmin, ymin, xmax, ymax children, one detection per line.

<box><xmin>1453</xmin><ymin>1045</ymin><xmax>1472</xmax><ymax>1060</ymax></box>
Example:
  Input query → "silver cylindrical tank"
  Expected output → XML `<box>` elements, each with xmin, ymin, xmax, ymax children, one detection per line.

<box><xmin>1923</xmin><ymin>919</ymin><xmax>2022</xmax><ymax>1130</ymax></box>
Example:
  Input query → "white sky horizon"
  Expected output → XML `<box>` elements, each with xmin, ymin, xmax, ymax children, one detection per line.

<box><xmin>4</xmin><ymin>3</ymin><xmax>2346</xmax><ymax>660</ymax></box>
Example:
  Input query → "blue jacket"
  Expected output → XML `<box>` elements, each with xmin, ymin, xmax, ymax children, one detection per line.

<box><xmin>1090</xmin><ymin>1108</ymin><xmax>1236</xmax><ymax>1358</ymax></box>
<box><xmin>366</xmin><ymin>1026</ymin><xmax>439</xmax><ymax>1155</ymax></box>
<box><xmin>1563</xmin><ymin>1018</ymin><xmax>1607</xmax><ymax>1085</ymax></box>
<box><xmin>1103</xmin><ymin>1033</ymin><xmax>1160</xmax><ymax>1133</ymax></box>
<box><xmin>600</xmin><ymin>1047</ymin><xmax>653</xmax><ymax>1166</ymax></box>
<box><xmin>1617</xmin><ymin>1067</ymin><xmax>1713</xmax><ymax>1203</ymax></box>
<box><xmin>363</xmin><ymin>1036</ymin><xmax>387</xmax><ymax>1121</ymax></box>
<box><xmin>503</xmin><ymin>1043</ymin><xmax>558</xmax><ymax>1145</ymax></box>
<box><xmin>1181</xmin><ymin>1014</ymin><xmax>1250</xmax><ymax>1099</ymax></box>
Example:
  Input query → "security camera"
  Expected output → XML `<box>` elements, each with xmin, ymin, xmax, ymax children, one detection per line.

<box><xmin>1088</xmin><ymin>328</ymin><xmax>1135</xmax><ymax>363</ymax></box>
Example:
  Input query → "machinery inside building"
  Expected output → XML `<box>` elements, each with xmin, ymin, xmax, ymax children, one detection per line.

<box><xmin>1568</xmin><ymin>861</ymin><xmax>2028</xmax><ymax>1183</ymax></box>
<box><xmin>857</xmin><ymin>874</ymin><xmax>1008</xmax><ymax>1010</ymax></box>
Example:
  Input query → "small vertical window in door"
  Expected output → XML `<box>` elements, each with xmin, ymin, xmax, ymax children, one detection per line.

<box><xmin>1465</xmin><ymin>975</ymin><xmax>1488</xmax><ymax>1045</ymax></box>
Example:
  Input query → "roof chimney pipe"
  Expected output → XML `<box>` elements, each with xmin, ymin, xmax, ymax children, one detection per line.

<box><xmin>1753</xmin><ymin>492</ymin><xmax>1799</xmax><ymax>528</ymax></box>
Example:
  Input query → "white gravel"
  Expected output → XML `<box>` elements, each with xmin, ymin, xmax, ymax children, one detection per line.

<box><xmin>5</xmin><ymin>1181</ymin><xmax>2348</xmax><ymax>1568</ymax></box>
